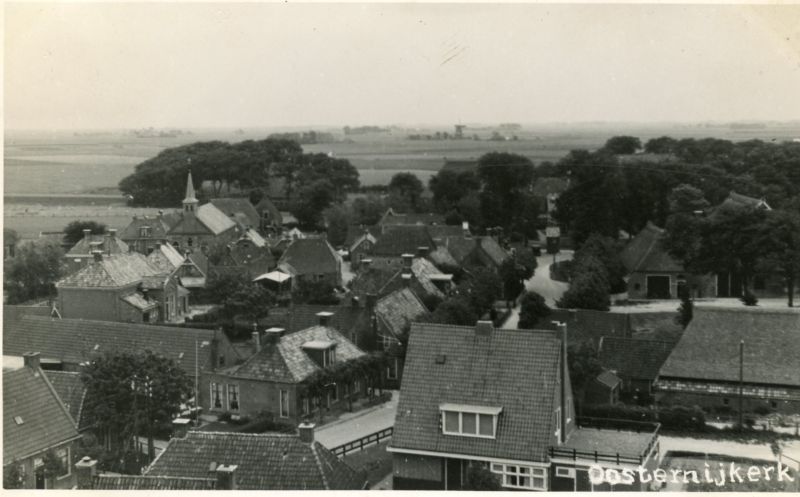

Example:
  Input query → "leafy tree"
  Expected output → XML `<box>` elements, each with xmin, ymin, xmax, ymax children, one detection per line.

<box><xmin>429</xmin><ymin>296</ymin><xmax>479</xmax><ymax>326</ymax></box>
<box><xmin>499</xmin><ymin>257</ymin><xmax>532</xmax><ymax>302</ymax></box>
<box><xmin>568</xmin><ymin>340</ymin><xmax>603</xmax><ymax>409</ymax></box>
<box><xmin>757</xmin><ymin>210</ymin><xmax>800</xmax><ymax>307</ymax></box>
<box><xmin>601</xmin><ymin>136</ymin><xmax>642</xmax><ymax>155</ymax></box>
<box><xmin>290</xmin><ymin>179</ymin><xmax>335</xmax><ymax>229</ymax></box>
<box><xmin>464</xmin><ymin>464</ymin><xmax>501</xmax><ymax>490</ymax></box>
<box><xmin>349</xmin><ymin>194</ymin><xmax>387</xmax><ymax>226</ymax></box>
<box><xmin>428</xmin><ymin>170</ymin><xmax>480</xmax><ymax>213</ymax></box>
<box><xmin>388</xmin><ymin>172</ymin><xmax>424</xmax><ymax>211</ymax></box>
<box><xmin>477</xmin><ymin>152</ymin><xmax>535</xmax><ymax>231</ymax></box>
<box><xmin>518</xmin><ymin>291</ymin><xmax>551</xmax><ymax>329</ymax></box>
<box><xmin>4</xmin><ymin>241</ymin><xmax>64</xmax><ymax>304</ymax></box>
<box><xmin>675</xmin><ymin>294</ymin><xmax>693</xmax><ymax>328</ymax></box>
<box><xmin>292</xmin><ymin>279</ymin><xmax>339</xmax><ymax>305</ymax></box>
<box><xmin>323</xmin><ymin>205</ymin><xmax>350</xmax><ymax>247</ymax></box>
<box><xmin>461</xmin><ymin>267</ymin><xmax>503</xmax><ymax>315</ymax></box>
<box><xmin>63</xmin><ymin>220</ymin><xmax>107</xmax><ymax>247</ymax></box>
<box><xmin>557</xmin><ymin>255</ymin><xmax>611</xmax><ymax>311</ymax></box>
<box><xmin>220</xmin><ymin>283</ymin><xmax>276</xmax><ymax>323</ymax></box>
<box><xmin>573</xmin><ymin>234</ymin><xmax>627</xmax><ymax>294</ymax></box>
<box><xmin>3</xmin><ymin>461</ymin><xmax>25</xmax><ymax>489</ymax></box>
<box><xmin>296</xmin><ymin>153</ymin><xmax>360</xmax><ymax>202</ymax></box>
<box><xmin>644</xmin><ymin>136</ymin><xmax>679</xmax><ymax>154</ymax></box>
<box><xmin>4</xmin><ymin>228</ymin><xmax>20</xmax><ymax>256</ymax></box>
<box><xmin>82</xmin><ymin>351</ymin><xmax>192</xmax><ymax>461</ymax></box>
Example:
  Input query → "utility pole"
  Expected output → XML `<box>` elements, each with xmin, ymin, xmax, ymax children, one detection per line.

<box><xmin>739</xmin><ymin>340</ymin><xmax>744</xmax><ymax>430</ymax></box>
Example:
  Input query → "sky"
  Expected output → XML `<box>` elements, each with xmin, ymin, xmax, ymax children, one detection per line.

<box><xmin>4</xmin><ymin>3</ymin><xmax>800</xmax><ymax>130</ymax></box>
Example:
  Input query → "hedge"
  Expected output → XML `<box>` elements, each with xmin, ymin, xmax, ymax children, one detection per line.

<box><xmin>582</xmin><ymin>403</ymin><xmax>706</xmax><ymax>432</ymax></box>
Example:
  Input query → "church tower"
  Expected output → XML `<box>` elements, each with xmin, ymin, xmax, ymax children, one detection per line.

<box><xmin>183</xmin><ymin>170</ymin><xmax>199</xmax><ymax>213</ymax></box>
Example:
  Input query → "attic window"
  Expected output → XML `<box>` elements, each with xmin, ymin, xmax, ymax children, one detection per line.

<box><xmin>14</xmin><ymin>416</ymin><xmax>24</xmax><ymax>425</ymax></box>
<box><xmin>440</xmin><ymin>403</ymin><xmax>502</xmax><ymax>439</ymax></box>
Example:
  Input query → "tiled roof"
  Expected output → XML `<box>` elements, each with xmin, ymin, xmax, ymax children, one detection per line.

<box><xmin>427</xmin><ymin>245</ymin><xmax>460</xmax><ymax>267</ymax></box>
<box><xmin>146</xmin><ymin>243</ymin><xmax>185</xmax><ymax>273</ymax></box>
<box><xmin>350</xmin><ymin>267</ymin><xmax>397</xmax><ymax>297</ymax></box>
<box><xmin>228</xmin><ymin>243</ymin><xmax>275</xmax><ymax>274</ymax></box>
<box><xmin>375</xmin><ymin>288</ymin><xmax>428</xmax><ymax>338</ymax></box>
<box><xmin>349</xmin><ymin>232</ymin><xmax>377</xmax><ymax>253</ymax></box>
<box><xmin>121</xmin><ymin>292</ymin><xmax>158</xmax><ymax>310</ymax></box>
<box><xmin>596</xmin><ymin>370</ymin><xmax>622</xmax><ymax>389</ymax></box>
<box><xmin>344</xmin><ymin>225</ymin><xmax>380</xmax><ymax>248</ymax></box>
<box><xmin>196</xmin><ymin>203</ymin><xmax>238</xmax><ymax>234</ymax></box>
<box><xmin>4</xmin><ymin>316</ymin><xmax>217</xmax><ymax>375</ymax></box>
<box><xmin>3</xmin><ymin>304</ymin><xmax>52</xmax><ymax>330</ymax></box>
<box><xmin>91</xmin><ymin>475</ymin><xmax>216</xmax><ymax>490</ymax></box>
<box><xmin>658</xmin><ymin>306</ymin><xmax>800</xmax><ymax>387</ymax></box>
<box><xmin>620</xmin><ymin>222</ymin><xmax>684</xmax><ymax>273</ymax></box>
<box><xmin>531</xmin><ymin>177</ymin><xmax>569</xmax><ymax>197</ymax></box>
<box><xmin>66</xmin><ymin>234</ymin><xmax>129</xmax><ymax>257</ymax></box>
<box><xmin>278</xmin><ymin>238</ymin><xmax>340</xmax><ymax>276</ymax></box>
<box><xmin>254</xmin><ymin>196</ymin><xmax>283</xmax><ymax>226</ymax></box>
<box><xmin>478</xmin><ymin>236</ymin><xmax>509</xmax><ymax>267</ymax></box>
<box><xmin>227</xmin><ymin>326</ymin><xmax>366</xmax><ymax>383</ymax></box>
<box><xmin>45</xmin><ymin>371</ymin><xmax>88</xmax><ymax>430</ymax></box>
<box><xmin>120</xmin><ymin>214</ymin><xmax>175</xmax><ymax>240</ymax></box>
<box><xmin>392</xmin><ymin>322</ymin><xmax>562</xmax><ymax>463</ymax></box>
<box><xmin>240</xmin><ymin>229</ymin><xmax>267</xmax><ymax>248</ymax></box>
<box><xmin>598</xmin><ymin>337</ymin><xmax>675</xmax><ymax>382</ymax></box>
<box><xmin>379</xmin><ymin>210</ymin><xmax>446</xmax><ymax>227</ymax></box>
<box><xmin>57</xmin><ymin>252</ymin><xmax>163</xmax><ymax>288</ymax></box>
<box><xmin>145</xmin><ymin>431</ymin><xmax>367</xmax><ymax>490</ymax></box>
<box><xmin>278</xmin><ymin>304</ymin><xmax>371</xmax><ymax>339</ymax></box>
<box><xmin>209</xmin><ymin>198</ymin><xmax>260</xmax><ymax>228</ymax></box>
<box><xmin>426</xmin><ymin>224</ymin><xmax>465</xmax><ymax>241</ymax></box>
<box><xmin>4</xmin><ymin>365</ymin><xmax>81</xmax><ymax>465</ymax></box>
<box><xmin>441</xmin><ymin>235</ymin><xmax>477</xmax><ymax>265</ymax></box>
<box><xmin>373</xmin><ymin>226</ymin><xmax>435</xmax><ymax>256</ymax></box>
<box><xmin>411</xmin><ymin>258</ymin><xmax>448</xmax><ymax>298</ymax></box>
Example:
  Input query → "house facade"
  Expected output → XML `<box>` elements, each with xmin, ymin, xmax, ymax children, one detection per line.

<box><xmin>389</xmin><ymin>321</ymin><xmax>661</xmax><ymax>491</ymax></box>
<box><xmin>277</xmin><ymin>237</ymin><xmax>342</xmax><ymax>289</ymax></box>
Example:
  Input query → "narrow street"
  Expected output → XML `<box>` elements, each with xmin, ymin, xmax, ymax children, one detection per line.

<box><xmin>314</xmin><ymin>391</ymin><xmax>399</xmax><ymax>449</ymax></box>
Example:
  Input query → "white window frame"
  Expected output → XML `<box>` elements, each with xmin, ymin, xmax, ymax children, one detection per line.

<box><xmin>554</xmin><ymin>407</ymin><xmax>562</xmax><ymax>440</ymax></box>
<box><xmin>279</xmin><ymin>389</ymin><xmax>289</xmax><ymax>418</ymax></box>
<box><xmin>55</xmin><ymin>447</ymin><xmax>71</xmax><ymax>479</ymax></box>
<box><xmin>556</xmin><ymin>467</ymin><xmax>575</xmax><ymax>478</ymax></box>
<box><xmin>210</xmin><ymin>382</ymin><xmax>222</xmax><ymax>409</ymax></box>
<box><xmin>441</xmin><ymin>410</ymin><xmax>498</xmax><ymax>439</ymax></box>
<box><xmin>490</xmin><ymin>463</ymin><xmax>547</xmax><ymax>490</ymax></box>
<box><xmin>227</xmin><ymin>384</ymin><xmax>239</xmax><ymax>412</ymax></box>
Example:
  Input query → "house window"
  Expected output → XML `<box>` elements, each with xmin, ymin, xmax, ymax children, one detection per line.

<box><xmin>566</xmin><ymin>402</ymin><xmax>572</xmax><ymax>423</ymax></box>
<box><xmin>211</xmin><ymin>382</ymin><xmax>222</xmax><ymax>409</ymax></box>
<box><xmin>227</xmin><ymin>384</ymin><xmax>239</xmax><ymax>411</ymax></box>
<box><xmin>188</xmin><ymin>237</ymin><xmax>194</xmax><ymax>247</ymax></box>
<box><xmin>386</xmin><ymin>358</ymin><xmax>398</xmax><ymax>380</ymax></box>
<box><xmin>323</xmin><ymin>348</ymin><xmax>337</xmax><ymax>367</ymax></box>
<box><xmin>382</xmin><ymin>335</ymin><xmax>393</xmax><ymax>351</ymax></box>
<box><xmin>280</xmin><ymin>389</ymin><xmax>289</xmax><ymax>418</ymax></box>
<box><xmin>139</xmin><ymin>226</ymin><xmax>152</xmax><ymax>238</ymax></box>
<box><xmin>490</xmin><ymin>464</ymin><xmax>547</xmax><ymax>490</ymax></box>
<box><xmin>554</xmin><ymin>408</ymin><xmax>562</xmax><ymax>440</ymax></box>
<box><xmin>556</xmin><ymin>467</ymin><xmax>575</xmax><ymax>479</ymax></box>
<box><xmin>441</xmin><ymin>407</ymin><xmax>500</xmax><ymax>438</ymax></box>
<box><xmin>302</xmin><ymin>397</ymin><xmax>310</xmax><ymax>415</ymax></box>
<box><xmin>55</xmin><ymin>447</ymin><xmax>70</xmax><ymax>478</ymax></box>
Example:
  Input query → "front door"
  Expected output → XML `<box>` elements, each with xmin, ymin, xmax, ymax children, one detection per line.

<box><xmin>445</xmin><ymin>458</ymin><xmax>463</xmax><ymax>490</ymax></box>
<box><xmin>646</xmin><ymin>275</ymin><xmax>671</xmax><ymax>299</ymax></box>
<box><xmin>34</xmin><ymin>467</ymin><xmax>45</xmax><ymax>489</ymax></box>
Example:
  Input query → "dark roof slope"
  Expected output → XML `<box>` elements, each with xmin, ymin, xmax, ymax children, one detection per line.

<box><xmin>209</xmin><ymin>198</ymin><xmax>260</xmax><ymax>228</ymax></box>
<box><xmin>145</xmin><ymin>432</ymin><xmax>366</xmax><ymax>490</ymax></box>
<box><xmin>45</xmin><ymin>371</ymin><xmax>89</xmax><ymax>430</ymax></box>
<box><xmin>4</xmin><ymin>365</ymin><xmax>81</xmax><ymax>465</ymax></box>
<box><xmin>373</xmin><ymin>226</ymin><xmax>435</xmax><ymax>256</ymax></box>
<box><xmin>375</xmin><ymin>288</ymin><xmax>429</xmax><ymax>337</ymax></box>
<box><xmin>598</xmin><ymin>337</ymin><xmax>675</xmax><ymax>382</ymax></box>
<box><xmin>120</xmin><ymin>214</ymin><xmax>175</xmax><ymax>240</ymax></box>
<box><xmin>66</xmin><ymin>234</ymin><xmax>129</xmax><ymax>257</ymax></box>
<box><xmin>658</xmin><ymin>307</ymin><xmax>800</xmax><ymax>386</ymax></box>
<box><xmin>620</xmin><ymin>222</ymin><xmax>684</xmax><ymax>273</ymax></box>
<box><xmin>278</xmin><ymin>238</ymin><xmax>340</xmax><ymax>275</ymax></box>
<box><xmin>392</xmin><ymin>322</ymin><xmax>561</xmax><ymax>463</ymax></box>
<box><xmin>57</xmin><ymin>252</ymin><xmax>163</xmax><ymax>288</ymax></box>
<box><xmin>91</xmin><ymin>475</ymin><xmax>216</xmax><ymax>490</ymax></box>
<box><xmin>4</xmin><ymin>316</ymin><xmax>217</xmax><ymax>375</ymax></box>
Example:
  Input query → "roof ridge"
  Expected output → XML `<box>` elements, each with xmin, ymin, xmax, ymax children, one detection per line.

<box><xmin>310</xmin><ymin>443</ymin><xmax>330</xmax><ymax>490</ymax></box>
<box><xmin>601</xmin><ymin>336</ymin><xmax>676</xmax><ymax>345</ymax></box>
<box><xmin>19</xmin><ymin>314</ymin><xmax>216</xmax><ymax>334</ymax></box>
<box><xmin>187</xmin><ymin>431</ymin><xmax>298</xmax><ymax>438</ymax></box>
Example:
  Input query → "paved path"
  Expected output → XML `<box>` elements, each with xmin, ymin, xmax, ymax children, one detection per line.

<box><xmin>314</xmin><ymin>391</ymin><xmax>399</xmax><ymax>449</ymax></box>
<box><xmin>659</xmin><ymin>435</ymin><xmax>778</xmax><ymax>463</ymax></box>
<box><xmin>502</xmin><ymin>250</ymin><xmax>573</xmax><ymax>329</ymax></box>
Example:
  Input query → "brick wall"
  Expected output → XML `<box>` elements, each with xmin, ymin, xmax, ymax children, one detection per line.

<box><xmin>58</xmin><ymin>286</ymin><xmax>137</xmax><ymax>322</ymax></box>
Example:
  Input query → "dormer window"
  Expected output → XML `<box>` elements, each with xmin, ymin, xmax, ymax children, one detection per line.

<box><xmin>140</xmin><ymin>226</ymin><xmax>152</xmax><ymax>238</ymax></box>
<box><xmin>324</xmin><ymin>347</ymin><xmax>336</xmax><ymax>367</ymax></box>
<box><xmin>302</xmin><ymin>340</ymin><xmax>337</xmax><ymax>368</ymax></box>
<box><xmin>440</xmin><ymin>403</ymin><xmax>501</xmax><ymax>439</ymax></box>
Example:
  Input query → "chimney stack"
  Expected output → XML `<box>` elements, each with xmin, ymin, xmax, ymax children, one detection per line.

<box><xmin>298</xmin><ymin>422</ymin><xmax>316</xmax><ymax>444</ymax></box>
<box><xmin>316</xmin><ymin>311</ymin><xmax>334</xmax><ymax>327</ymax></box>
<box><xmin>402</xmin><ymin>273</ymin><xmax>412</xmax><ymax>288</ymax></box>
<box><xmin>92</xmin><ymin>250</ymin><xmax>103</xmax><ymax>262</ymax></box>
<box><xmin>75</xmin><ymin>457</ymin><xmax>98</xmax><ymax>489</ymax></box>
<box><xmin>252</xmin><ymin>325</ymin><xmax>261</xmax><ymax>352</ymax></box>
<box><xmin>109</xmin><ymin>228</ymin><xmax>117</xmax><ymax>238</ymax></box>
<box><xmin>416</xmin><ymin>246</ymin><xmax>430</xmax><ymax>257</ymax></box>
<box><xmin>361</xmin><ymin>258</ymin><xmax>372</xmax><ymax>269</ymax></box>
<box><xmin>401</xmin><ymin>253</ymin><xmax>414</xmax><ymax>268</ymax></box>
<box><xmin>23</xmin><ymin>351</ymin><xmax>41</xmax><ymax>370</ymax></box>
<box><xmin>215</xmin><ymin>464</ymin><xmax>238</xmax><ymax>490</ymax></box>
<box><xmin>83</xmin><ymin>229</ymin><xmax>91</xmax><ymax>241</ymax></box>
<box><xmin>158</xmin><ymin>209</ymin><xmax>164</xmax><ymax>218</ymax></box>
<box><xmin>264</xmin><ymin>327</ymin><xmax>284</xmax><ymax>345</ymax></box>
<box><xmin>475</xmin><ymin>320</ymin><xmax>494</xmax><ymax>337</ymax></box>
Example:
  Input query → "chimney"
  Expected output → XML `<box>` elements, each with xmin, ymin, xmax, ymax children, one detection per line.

<box><xmin>366</xmin><ymin>293</ymin><xmax>378</xmax><ymax>310</ymax></box>
<box><xmin>298</xmin><ymin>422</ymin><xmax>316</xmax><ymax>444</ymax></box>
<box><xmin>155</xmin><ymin>241</ymin><xmax>162</xmax><ymax>250</ymax></box>
<box><xmin>264</xmin><ymin>327</ymin><xmax>284</xmax><ymax>345</ymax></box>
<box><xmin>252</xmin><ymin>325</ymin><xmax>261</xmax><ymax>352</ymax></box>
<box><xmin>215</xmin><ymin>464</ymin><xmax>238</xmax><ymax>490</ymax></box>
<box><xmin>109</xmin><ymin>228</ymin><xmax>117</xmax><ymax>238</ymax></box>
<box><xmin>74</xmin><ymin>457</ymin><xmax>97</xmax><ymax>489</ymax></box>
<box><xmin>401</xmin><ymin>253</ymin><xmax>413</xmax><ymax>268</ymax></box>
<box><xmin>475</xmin><ymin>320</ymin><xmax>494</xmax><ymax>337</ymax></box>
<box><xmin>402</xmin><ymin>273</ymin><xmax>412</xmax><ymax>287</ymax></box>
<box><xmin>158</xmin><ymin>209</ymin><xmax>164</xmax><ymax>218</ymax></box>
<box><xmin>23</xmin><ymin>351</ymin><xmax>41</xmax><ymax>370</ymax></box>
<box><xmin>210</xmin><ymin>328</ymin><xmax>221</xmax><ymax>369</ymax></box>
<box><xmin>361</xmin><ymin>258</ymin><xmax>372</xmax><ymax>269</ymax></box>
<box><xmin>416</xmin><ymin>246</ymin><xmax>430</xmax><ymax>257</ymax></box>
<box><xmin>82</xmin><ymin>229</ymin><xmax>91</xmax><ymax>241</ymax></box>
<box><xmin>92</xmin><ymin>250</ymin><xmax>103</xmax><ymax>262</ymax></box>
<box><xmin>316</xmin><ymin>311</ymin><xmax>334</xmax><ymax>327</ymax></box>
<box><xmin>171</xmin><ymin>417</ymin><xmax>191</xmax><ymax>438</ymax></box>
<box><xmin>553</xmin><ymin>320</ymin><xmax>568</xmax><ymax>444</ymax></box>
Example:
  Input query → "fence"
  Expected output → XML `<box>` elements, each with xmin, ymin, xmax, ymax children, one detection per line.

<box><xmin>330</xmin><ymin>426</ymin><xmax>393</xmax><ymax>457</ymax></box>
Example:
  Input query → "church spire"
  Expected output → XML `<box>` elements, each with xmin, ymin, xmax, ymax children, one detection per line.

<box><xmin>183</xmin><ymin>168</ymin><xmax>199</xmax><ymax>212</ymax></box>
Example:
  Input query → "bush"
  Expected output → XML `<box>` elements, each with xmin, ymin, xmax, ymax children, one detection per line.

<box><xmin>464</xmin><ymin>463</ymin><xmax>501</xmax><ymax>491</ymax></box>
<box><xmin>753</xmin><ymin>405</ymin><xmax>772</xmax><ymax>416</ymax></box>
<box><xmin>518</xmin><ymin>291</ymin><xmax>551</xmax><ymax>329</ymax></box>
<box><xmin>550</xmin><ymin>260</ymin><xmax>574</xmax><ymax>283</ymax></box>
<box><xmin>582</xmin><ymin>403</ymin><xmax>706</xmax><ymax>432</ymax></box>
<box><xmin>741</xmin><ymin>291</ymin><xmax>758</xmax><ymax>306</ymax></box>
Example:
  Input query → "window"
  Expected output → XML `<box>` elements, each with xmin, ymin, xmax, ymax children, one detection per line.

<box><xmin>441</xmin><ymin>410</ymin><xmax>498</xmax><ymax>438</ymax></box>
<box><xmin>188</xmin><ymin>237</ymin><xmax>193</xmax><ymax>247</ymax></box>
<box><xmin>139</xmin><ymin>226</ymin><xmax>152</xmax><ymax>238</ymax></box>
<box><xmin>566</xmin><ymin>401</ymin><xmax>572</xmax><ymax>423</ymax></box>
<box><xmin>382</xmin><ymin>335</ymin><xmax>393</xmax><ymax>351</ymax></box>
<box><xmin>554</xmin><ymin>408</ymin><xmax>562</xmax><ymax>440</ymax></box>
<box><xmin>386</xmin><ymin>358</ymin><xmax>398</xmax><ymax>380</ymax></box>
<box><xmin>280</xmin><ymin>389</ymin><xmax>289</xmax><ymax>418</ymax></box>
<box><xmin>490</xmin><ymin>464</ymin><xmax>547</xmax><ymax>490</ymax></box>
<box><xmin>723</xmin><ymin>398</ymin><xmax>730</xmax><ymax>405</ymax></box>
<box><xmin>323</xmin><ymin>347</ymin><xmax>337</xmax><ymax>367</ymax></box>
<box><xmin>556</xmin><ymin>467</ymin><xmax>575</xmax><ymax>478</ymax></box>
<box><xmin>211</xmin><ymin>383</ymin><xmax>222</xmax><ymax>409</ymax></box>
<box><xmin>55</xmin><ymin>447</ymin><xmax>71</xmax><ymax>478</ymax></box>
<box><xmin>227</xmin><ymin>384</ymin><xmax>239</xmax><ymax>411</ymax></box>
<box><xmin>302</xmin><ymin>397</ymin><xmax>310</xmax><ymax>415</ymax></box>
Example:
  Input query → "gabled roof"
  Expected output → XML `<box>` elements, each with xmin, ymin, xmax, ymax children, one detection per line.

<box><xmin>658</xmin><ymin>307</ymin><xmax>800</xmax><ymax>387</ymax></box>
<box><xmin>375</xmin><ymin>288</ymin><xmax>428</xmax><ymax>338</ymax></box>
<box><xmin>120</xmin><ymin>214</ymin><xmax>175</xmax><ymax>240</ymax></box>
<box><xmin>478</xmin><ymin>236</ymin><xmax>509</xmax><ymax>267</ymax></box>
<box><xmin>145</xmin><ymin>431</ymin><xmax>367</xmax><ymax>490</ymax></box>
<box><xmin>209</xmin><ymin>198</ymin><xmax>260</xmax><ymax>228</ymax></box>
<box><xmin>350</xmin><ymin>266</ymin><xmax>398</xmax><ymax>297</ymax></box>
<box><xmin>146</xmin><ymin>242</ymin><xmax>185</xmax><ymax>273</ymax></box>
<box><xmin>372</xmin><ymin>226</ymin><xmax>435</xmax><ymax>256</ymax></box>
<box><xmin>66</xmin><ymin>234</ymin><xmax>129</xmax><ymax>257</ymax></box>
<box><xmin>427</xmin><ymin>245</ymin><xmax>460</xmax><ymax>268</ymax></box>
<box><xmin>90</xmin><ymin>475</ymin><xmax>216</xmax><ymax>490</ymax></box>
<box><xmin>45</xmin><ymin>371</ymin><xmax>89</xmax><ymax>430</ymax></box>
<box><xmin>196</xmin><ymin>203</ymin><xmax>238</xmax><ymax>234</ymax></box>
<box><xmin>57</xmin><ymin>252</ymin><xmax>163</xmax><ymax>288</ymax></box>
<box><xmin>379</xmin><ymin>211</ymin><xmax>446</xmax><ymax>227</ymax></box>
<box><xmin>440</xmin><ymin>235</ymin><xmax>477</xmax><ymax>265</ymax></box>
<box><xmin>121</xmin><ymin>292</ymin><xmax>159</xmax><ymax>310</ymax></box>
<box><xmin>349</xmin><ymin>232</ymin><xmax>377</xmax><ymax>253</ymax></box>
<box><xmin>278</xmin><ymin>304</ymin><xmax>371</xmax><ymax>337</ymax></box>
<box><xmin>254</xmin><ymin>196</ymin><xmax>283</xmax><ymax>226</ymax></box>
<box><xmin>344</xmin><ymin>225</ymin><xmax>380</xmax><ymax>249</ymax></box>
<box><xmin>392</xmin><ymin>322</ymin><xmax>562</xmax><ymax>463</ymax></box>
<box><xmin>724</xmin><ymin>191</ymin><xmax>771</xmax><ymax>210</ymax></box>
<box><xmin>278</xmin><ymin>238</ymin><xmax>340</xmax><ymax>276</ymax></box>
<box><xmin>224</xmin><ymin>326</ymin><xmax>365</xmax><ymax>383</ymax></box>
<box><xmin>239</xmin><ymin>229</ymin><xmax>267</xmax><ymax>248</ymax></box>
<box><xmin>595</xmin><ymin>370</ymin><xmax>622</xmax><ymax>389</ymax></box>
<box><xmin>598</xmin><ymin>337</ymin><xmax>675</xmax><ymax>382</ymax></box>
<box><xmin>620</xmin><ymin>222</ymin><xmax>684</xmax><ymax>274</ymax></box>
<box><xmin>350</xmin><ymin>259</ymin><xmax>447</xmax><ymax>301</ymax></box>
<box><xmin>531</xmin><ymin>177</ymin><xmax>569</xmax><ymax>197</ymax></box>
<box><xmin>4</xmin><ymin>316</ymin><xmax>217</xmax><ymax>375</ymax></box>
<box><xmin>4</xmin><ymin>364</ymin><xmax>81</xmax><ymax>465</ymax></box>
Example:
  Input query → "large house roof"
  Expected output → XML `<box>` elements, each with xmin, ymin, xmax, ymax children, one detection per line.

<box><xmin>209</xmin><ymin>198</ymin><xmax>260</xmax><ymax>228</ymax></box>
<box><xmin>392</xmin><ymin>322</ymin><xmax>562</xmax><ymax>463</ymax></box>
<box><xmin>598</xmin><ymin>337</ymin><xmax>675</xmax><ymax>382</ymax></box>
<box><xmin>146</xmin><ymin>242</ymin><xmax>185</xmax><ymax>273</ymax></box>
<box><xmin>658</xmin><ymin>306</ymin><xmax>800</xmax><ymax>387</ymax></box>
<box><xmin>120</xmin><ymin>214</ymin><xmax>175</xmax><ymax>240</ymax></box>
<box><xmin>56</xmin><ymin>252</ymin><xmax>163</xmax><ymax>288</ymax></box>
<box><xmin>269</xmin><ymin>304</ymin><xmax>370</xmax><ymax>338</ymax></box>
<box><xmin>278</xmin><ymin>238</ymin><xmax>340</xmax><ymax>276</ymax></box>
<box><xmin>145</xmin><ymin>431</ymin><xmax>367</xmax><ymax>490</ymax></box>
<box><xmin>66</xmin><ymin>234</ymin><xmax>129</xmax><ymax>257</ymax></box>
<box><xmin>620</xmin><ymin>222</ymin><xmax>684</xmax><ymax>274</ymax></box>
<box><xmin>375</xmin><ymin>288</ymin><xmax>428</xmax><ymax>338</ymax></box>
<box><xmin>90</xmin><ymin>475</ymin><xmax>216</xmax><ymax>490</ymax></box>
<box><xmin>169</xmin><ymin>203</ymin><xmax>237</xmax><ymax>236</ymax></box>
<box><xmin>373</xmin><ymin>226</ymin><xmax>435</xmax><ymax>256</ymax></box>
<box><xmin>3</xmin><ymin>316</ymin><xmax>217</xmax><ymax>375</ymax></box>
<box><xmin>379</xmin><ymin>209</ymin><xmax>446</xmax><ymax>227</ymax></box>
<box><xmin>224</xmin><ymin>325</ymin><xmax>365</xmax><ymax>383</ymax></box>
<box><xmin>4</xmin><ymin>363</ymin><xmax>81</xmax><ymax>465</ymax></box>
<box><xmin>45</xmin><ymin>371</ymin><xmax>89</xmax><ymax>430</ymax></box>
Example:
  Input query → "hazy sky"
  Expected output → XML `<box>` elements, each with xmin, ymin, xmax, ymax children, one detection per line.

<box><xmin>5</xmin><ymin>3</ymin><xmax>800</xmax><ymax>130</ymax></box>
